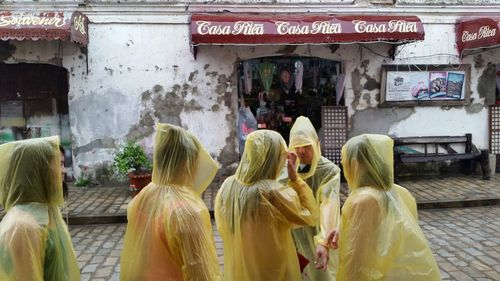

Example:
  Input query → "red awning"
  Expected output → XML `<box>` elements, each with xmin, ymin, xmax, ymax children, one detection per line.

<box><xmin>0</xmin><ymin>11</ymin><xmax>89</xmax><ymax>46</ymax></box>
<box><xmin>456</xmin><ymin>17</ymin><xmax>500</xmax><ymax>56</ymax></box>
<box><xmin>190</xmin><ymin>13</ymin><xmax>425</xmax><ymax>46</ymax></box>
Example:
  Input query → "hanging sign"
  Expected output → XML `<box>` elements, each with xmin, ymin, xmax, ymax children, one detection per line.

<box><xmin>456</xmin><ymin>17</ymin><xmax>500</xmax><ymax>56</ymax></box>
<box><xmin>0</xmin><ymin>11</ymin><xmax>89</xmax><ymax>45</ymax></box>
<box><xmin>191</xmin><ymin>13</ymin><xmax>425</xmax><ymax>45</ymax></box>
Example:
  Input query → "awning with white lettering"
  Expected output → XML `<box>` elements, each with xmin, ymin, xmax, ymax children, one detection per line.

<box><xmin>190</xmin><ymin>13</ymin><xmax>425</xmax><ymax>46</ymax></box>
<box><xmin>456</xmin><ymin>17</ymin><xmax>500</xmax><ymax>57</ymax></box>
<box><xmin>0</xmin><ymin>11</ymin><xmax>89</xmax><ymax>46</ymax></box>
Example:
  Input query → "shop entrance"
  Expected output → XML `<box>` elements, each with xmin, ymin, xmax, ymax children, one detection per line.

<box><xmin>237</xmin><ymin>56</ymin><xmax>347</xmax><ymax>163</ymax></box>
<box><xmin>0</xmin><ymin>63</ymin><xmax>73</xmax><ymax>174</ymax></box>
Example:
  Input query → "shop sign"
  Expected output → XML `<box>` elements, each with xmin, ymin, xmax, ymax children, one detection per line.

<box><xmin>0</xmin><ymin>12</ymin><xmax>66</xmax><ymax>28</ymax></box>
<box><xmin>191</xmin><ymin>14</ymin><xmax>425</xmax><ymax>45</ymax></box>
<box><xmin>456</xmin><ymin>17</ymin><xmax>500</xmax><ymax>55</ymax></box>
<box><xmin>0</xmin><ymin>11</ymin><xmax>89</xmax><ymax>46</ymax></box>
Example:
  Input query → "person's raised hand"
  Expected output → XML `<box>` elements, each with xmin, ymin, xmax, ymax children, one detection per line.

<box><xmin>287</xmin><ymin>151</ymin><xmax>298</xmax><ymax>181</ymax></box>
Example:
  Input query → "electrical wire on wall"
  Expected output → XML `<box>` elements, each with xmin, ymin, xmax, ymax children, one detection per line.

<box><xmin>357</xmin><ymin>43</ymin><xmax>460</xmax><ymax>62</ymax></box>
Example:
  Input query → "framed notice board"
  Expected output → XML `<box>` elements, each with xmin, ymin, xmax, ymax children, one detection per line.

<box><xmin>380</xmin><ymin>64</ymin><xmax>471</xmax><ymax>107</ymax></box>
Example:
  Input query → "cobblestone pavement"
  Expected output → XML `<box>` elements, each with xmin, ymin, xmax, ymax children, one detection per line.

<box><xmin>1</xmin><ymin>174</ymin><xmax>499</xmax><ymax>220</ymax></box>
<box><xmin>69</xmin><ymin>206</ymin><xmax>500</xmax><ymax>281</ymax></box>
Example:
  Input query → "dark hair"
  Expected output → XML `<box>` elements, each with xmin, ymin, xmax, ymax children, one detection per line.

<box><xmin>59</xmin><ymin>145</ymin><xmax>68</xmax><ymax>199</ymax></box>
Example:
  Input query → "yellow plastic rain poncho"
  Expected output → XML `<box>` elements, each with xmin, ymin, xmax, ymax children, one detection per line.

<box><xmin>215</xmin><ymin>130</ymin><xmax>319</xmax><ymax>281</ymax></box>
<box><xmin>120</xmin><ymin>123</ymin><xmax>221</xmax><ymax>281</ymax></box>
<box><xmin>0</xmin><ymin>136</ymin><xmax>80</xmax><ymax>281</ymax></box>
<box><xmin>286</xmin><ymin>116</ymin><xmax>341</xmax><ymax>281</ymax></box>
<box><xmin>338</xmin><ymin>134</ymin><xmax>441</xmax><ymax>281</ymax></box>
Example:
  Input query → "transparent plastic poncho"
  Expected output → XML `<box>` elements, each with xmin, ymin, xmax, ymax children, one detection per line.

<box><xmin>0</xmin><ymin>136</ymin><xmax>80</xmax><ymax>281</ymax></box>
<box><xmin>120</xmin><ymin>123</ymin><xmax>221</xmax><ymax>281</ymax></box>
<box><xmin>338</xmin><ymin>134</ymin><xmax>441</xmax><ymax>281</ymax></box>
<box><xmin>287</xmin><ymin>116</ymin><xmax>341</xmax><ymax>281</ymax></box>
<box><xmin>215</xmin><ymin>130</ymin><xmax>318</xmax><ymax>281</ymax></box>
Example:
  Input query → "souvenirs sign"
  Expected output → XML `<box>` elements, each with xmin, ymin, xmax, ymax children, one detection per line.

<box><xmin>456</xmin><ymin>17</ymin><xmax>500</xmax><ymax>56</ymax></box>
<box><xmin>191</xmin><ymin>14</ymin><xmax>424</xmax><ymax>45</ymax></box>
<box><xmin>0</xmin><ymin>11</ymin><xmax>89</xmax><ymax>46</ymax></box>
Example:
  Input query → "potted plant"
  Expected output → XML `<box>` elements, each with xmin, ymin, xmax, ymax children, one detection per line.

<box><xmin>113</xmin><ymin>141</ymin><xmax>152</xmax><ymax>195</ymax></box>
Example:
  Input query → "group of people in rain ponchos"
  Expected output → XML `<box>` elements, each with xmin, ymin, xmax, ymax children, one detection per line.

<box><xmin>0</xmin><ymin>118</ymin><xmax>442</xmax><ymax>281</ymax></box>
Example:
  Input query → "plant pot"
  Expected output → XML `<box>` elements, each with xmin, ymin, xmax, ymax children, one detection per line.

<box><xmin>128</xmin><ymin>172</ymin><xmax>152</xmax><ymax>196</ymax></box>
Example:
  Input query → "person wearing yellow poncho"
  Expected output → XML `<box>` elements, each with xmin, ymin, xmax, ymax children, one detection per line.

<box><xmin>283</xmin><ymin>116</ymin><xmax>341</xmax><ymax>281</ymax></box>
<box><xmin>215</xmin><ymin>129</ymin><xmax>319</xmax><ymax>281</ymax></box>
<box><xmin>120</xmin><ymin>123</ymin><xmax>221</xmax><ymax>281</ymax></box>
<box><xmin>327</xmin><ymin>134</ymin><xmax>441</xmax><ymax>281</ymax></box>
<box><xmin>0</xmin><ymin>136</ymin><xmax>80</xmax><ymax>281</ymax></box>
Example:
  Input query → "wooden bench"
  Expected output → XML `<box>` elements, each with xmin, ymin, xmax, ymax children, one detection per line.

<box><xmin>393</xmin><ymin>134</ymin><xmax>480</xmax><ymax>175</ymax></box>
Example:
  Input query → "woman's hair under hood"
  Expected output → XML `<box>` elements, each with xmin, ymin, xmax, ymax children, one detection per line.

<box><xmin>152</xmin><ymin>124</ymin><xmax>199</xmax><ymax>187</ymax></box>
<box><xmin>235</xmin><ymin>130</ymin><xmax>287</xmax><ymax>185</ymax></box>
<box><xmin>0</xmin><ymin>136</ymin><xmax>63</xmax><ymax>210</ymax></box>
<box><xmin>341</xmin><ymin>134</ymin><xmax>394</xmax><ymax>191</ymax></box>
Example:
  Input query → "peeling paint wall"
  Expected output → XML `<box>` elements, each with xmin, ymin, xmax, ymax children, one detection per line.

<box><xmin>384</xmin><ymin>23</ymin><xmax>499</xmax><ymax>150</ymax></box>
<box><xmin>65</xmin><ymin>23</ymin><xmax>240</xmax><ymax>177</ymax></box>
<box><xmin>397</xmin><ymin>0</ymin><xmax>498</xmax><ymax>4</ymax></box>
<box><xmin>2</xmin><ymin>2</ymin><xmax>499</xmax><ymax>180</ymax></box>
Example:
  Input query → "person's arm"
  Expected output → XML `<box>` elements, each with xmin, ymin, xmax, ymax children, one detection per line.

<box><xmin>394</xmin><ymin>184</ymin><xmax>418</xmax><ymax>222</ymax></box>
<box><xmin>314</xmin><ymin>167</ymin><xmax>341</xmax><ymax>248</ymax></box>
<box><xmin>313</xmin><ymin>165</ymin><xmax>342</xmax><ymax>270</ymax></box>
<box><xmin>341</xmin><ymin>194</ymin><xmax>381</xmax><ymax>281</ymax></box>
<box><xmin>170</xmin><ymin>206</ymin><xmax>221</xmax><ymax>281</ymax></box>
<box><xmin>270</xmin><ymin>151</ymin><xmax>318</xmax><ymax>226</ymax></box>
<box><xmin>214</xmin><ymin>186</ymin><xmax>227</xmax><ymax>240</ymax></box>
<box><xmin>270</xmin><ymin>177</ymin><xmax>319</xmax><ymax>227</ymax></box>
<box><xmin>1</xmin><ymin>220</ymin><xmax>45</xmax><ymax>281</ymax></box>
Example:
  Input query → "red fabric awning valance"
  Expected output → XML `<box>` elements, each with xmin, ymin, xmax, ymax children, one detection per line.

<box><xmin>190</xmin><ymin>13</ymin><xmax>425</xmax><ymax>46</ymax></box>
<box><xmin>456</xmin><ymin>17</ymin><xmax>500</xmax><ymax>56</ymax></box>
<box><xmin>0</xmin><ymin>11</ymin><xmax>89</xmax><ymax>46</ymax></box>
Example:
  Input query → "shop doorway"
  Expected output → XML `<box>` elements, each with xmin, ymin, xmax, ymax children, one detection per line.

<box><xmin>237</xmin><ymin>56</ymin><xmax>347</xmax><ymax>164</ymax></box>
<box><xmin>0</xmin><ymin>63</ymin><xmax>73</xmax><ymax>176</ymax></box>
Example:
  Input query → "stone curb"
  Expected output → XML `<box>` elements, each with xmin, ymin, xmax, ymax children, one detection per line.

<box><xmin>66</xmin><ymin>215</ymin><xmax>128</xmax><ymax>225</ymax></box>
<box><xmin>65</xmin><ymin>198</ymin><xmax>500</xmax><ymax>225</ymax></box>
<box><xmin>416</xmin><ymin>198</ymin><xmax>500</xmax><ymax>209</ymax></box>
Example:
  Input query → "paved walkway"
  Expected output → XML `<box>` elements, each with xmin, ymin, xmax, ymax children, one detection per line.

<box><xmin>69</xmin><ymin>206</ymin><xmax>500</xmax><ymax>281</ymax></box>
<box><xmin>1</xmin><ymin>174</ymin><xmax>499</xmax><ymax>223</ymax></box>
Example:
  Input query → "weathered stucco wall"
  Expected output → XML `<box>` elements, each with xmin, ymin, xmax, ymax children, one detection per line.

<box><xmin>1</xmin><ymin>1</ymin><xmax>498</xmax><ymax>179</ymax></box>
<box><xmin>384</xmin><ymin>21</ymin><xmax>499</xmax><ymax>150</ymax></box>
<box><xmin>67</xmin><ymin>23</ymin><xmax>240</xmax><ymax>178</ymax></box>
<box><xmin>397</xmin><ymin>0</ymin><xmax>499</xmax><ymax>4</ymax></box>
<box><xmin>1</xmin><ymin>0</ymin><xmax>353</xmax><ymax>3</ymax></box>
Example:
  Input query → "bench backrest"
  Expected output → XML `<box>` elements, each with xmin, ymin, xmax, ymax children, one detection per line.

<box><xmin>393</xmin><ymin>134</ymin><xmax>472</xmax><ymax>154</ymax></box>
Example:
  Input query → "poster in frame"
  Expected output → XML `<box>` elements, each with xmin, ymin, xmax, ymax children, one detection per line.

<box><xmin>380</xmin><ymin>64</ymin><xmax>470</xmax><ymax>107</ymax></box>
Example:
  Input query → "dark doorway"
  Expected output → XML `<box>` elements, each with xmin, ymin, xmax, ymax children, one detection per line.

<box><xmin>0</xmin><ymin>63</ymin><xmax>72</xmax><ymax>172</ymax></box>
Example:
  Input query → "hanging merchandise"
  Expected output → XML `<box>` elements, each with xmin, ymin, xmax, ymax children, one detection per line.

<box><xmin>243</xmin><ymin>61</ymin><xmax>253</xmax><ymax>95</ymax></box>
<box><xmin>278</xmin><ymin>64</ymin><xmax>294</xmax><ymax>94</ymax></box>
<box><xmin>259</xmin><ymin>62</ymin><xmax>275</xmax><ymax>95</ymax></box>
<box><xmin>238</xmin><ymin>96</ymin><xmax>257</xmax><ymax>155</ymax></box>
<box><xmin>256</xmin><ymin>91</ymin><xmax>274</xmax><ymax>129</ymax></box>
<box><xmin>268</xmin><ymin>88</ymin><xmax>281</xmax><ymax>102</ymax></box>
<box><xmin>336</xmin><ymin>73</ymin><xmax>346</xmax><ymax>106</ymax></box>
<box><xmin>310</xmin><ymin>59</ymin><xmax>320</xmax><ymax>93</ymax></box>
<box><xmin>294</xmin><ymin>60</ymin><xmax>304</xmax><ymax>94</ymax></box>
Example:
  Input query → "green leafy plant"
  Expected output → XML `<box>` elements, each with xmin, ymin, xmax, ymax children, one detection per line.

<box><xmin>113</xmin><ymin>142</ymin><xmax>151</xmax><ymax>176</ymax></box>
<box><xmin>75</xmin><ymin>165</ymin><xmax>93</xmax><ymax>187</ymax></box>
<box><xmin>74</xmin><ymin>176</ymin><xmax>91</xmax><ymax>187</ymax></box>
